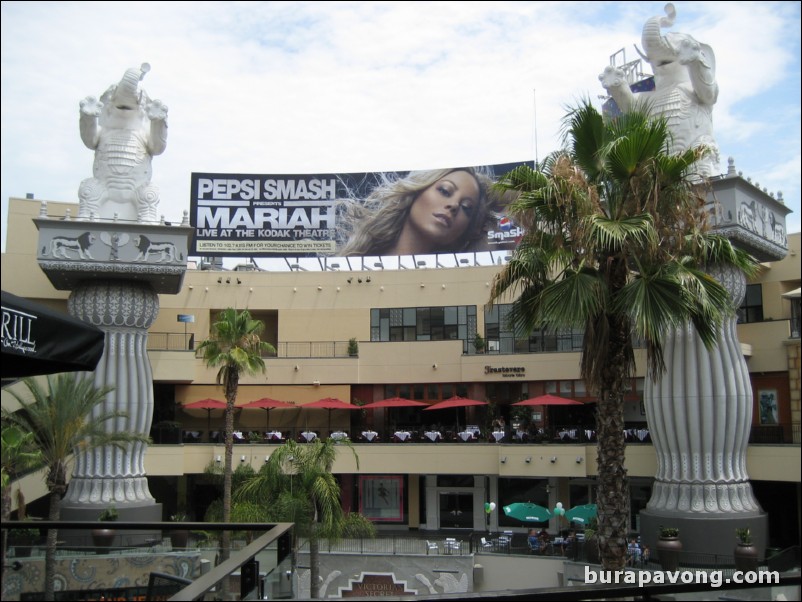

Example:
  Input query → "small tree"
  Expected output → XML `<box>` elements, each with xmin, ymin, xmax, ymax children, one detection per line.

<box><xmin>1</xmin><ymin>425</ymin><xmax>41</xmax><ymax>579</ymax></box>
<box><xmin>236</xmin><ymin>439</ymin><xmax>360</xmax><ymax>599</ymax></box>
<box><xmin>3</xmin><ymin>374</ymin><xmax>147</xmax><ymax>601</ymax></box>
<box><xmin>198</xmin><ymin>308</ymin><xmax>275</xmax><ymax>563</ymax></box>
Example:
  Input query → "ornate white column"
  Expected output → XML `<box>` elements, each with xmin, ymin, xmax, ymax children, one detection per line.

<box><xmin>61</xmin><ymin>281</ymin><xmax>159</xmax><ymax>507</ymax></box>
<box><xmin>640</xmin><ymin>265</ymin><xmax>767</xmax><ymax>558</ymax></box>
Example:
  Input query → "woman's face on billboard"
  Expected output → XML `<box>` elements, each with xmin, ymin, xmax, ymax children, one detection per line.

<box><xmin>396</xmin><ymin>170</ymin><xmax>480</xmax><ymax>254</ymax></box>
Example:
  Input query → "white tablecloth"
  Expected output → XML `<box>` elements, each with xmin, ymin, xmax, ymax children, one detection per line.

<box><xmin>424</xmin><ymin>431</ymin><xmax>442</xmax><ymax>442</ymax></box>
<box><xmin>394</xmin><ymin>431</ymin><xmax>411</xmax><ymax>441</ymax></box>
<box><xmin>301</xmin><ymin>431</ymin><xmax>317</xmax><ymax>442</ymax></box>
<box><xmin>491</xmin><ymin>431</ymin><xmax>505</xmax><ymax>442</ymax></box>
<box><xmin>362</xmin><ymin>431</ymin><xmax>378</xmax><ymax>441</ymax></box>
<box><xmin>330</xmin><ymin>431</ymin><xmax>349</xmax><ymax>441</ymax></box>
<box><xmin>457</xmin><ymin>431</ymin><xmax>474</xmax><ymax>441</ymax></box>
<box><xmin>266</xmin><ymin>431</ymin><xmax>283</xmax><ymax>441</ymax></box>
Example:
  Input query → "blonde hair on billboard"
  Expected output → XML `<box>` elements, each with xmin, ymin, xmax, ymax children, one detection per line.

<box><xmin>337</xmin><ymin>167</ymin><xmax>496</xmax><ymax>256</ymax></box>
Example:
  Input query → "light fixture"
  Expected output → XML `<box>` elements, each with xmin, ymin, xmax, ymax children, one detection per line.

<box><xmin>217</xmin><ymin>277</ymin><xmax>222</xmax><ymax>283</ymax></box>
<box><xmin>420</xmin><ymin>283</ymin><xmax>425</xmax><ymax>288</ymax></box>
<box><xmin>317</xmin><ymin>285</ymin><xmax>322</xmax><ymax>291</ymax></box>
<box><xmin>366</xmin><ymin>277</ymin><xmax>371</xmax><ymax>283</ymax></box>
<box><xmin>336</xmin><ymin>286</ymin><xmax>341</xmax><ymax>291</ymax></box>
<box><xmin>240</xmin><ymin>455</ymin><xmax>246</xmax><ymax>462</ymax></box>
<box><xmin>215</xmin><ymin>455</ymin><xmax>222</xmax><ymax>463</ymax></box>
<box><xmin>550</xmin><ymin>456</ymin><xmax>557</xmax><ymax>463</ymax></box>
<box><xmin>226</xmin><ymin>277</ymin><xmax>231</xmax><ymax>284</ymax></box>
<box><xmin>442</xmin><ymin>284</ymin><xmax>446</xmax><ymax>289</ymax></box>
<box><xmin>205</xmin><ymin>287</ymin><xmax>209</xmax><ymax>292</ymax></box>
<box><xmin>358</xmin><ymin>278</ymin><xmax>363</xmax><ymax>283</ymax></box>
<box><xmin>380</xmin><ymin>286</ymin><xmax>384</xmax><ymax>291</ymax></box>
<box><xmin>347</xmin><ymin>277</ymin><xmax>353</xmax><ymax>284</ymax></box>
<box><xmin>500</xmin><ymin>457</ymin><xmax>507</xmax><ymax>464</ymax></box>
<box><xmin>294</xmin><ymin>365</ymin><xmax>299</xmax><ymax>371</ymax></box>
<box><xmin>249</xmin><ymin>287</ymin><xmax>253</xmax><ymax>292</ymax></box>
<box><xmin>525</xmin><ymin>457</ymin><xmax>532</xmax><ymax>463</ymax></box>
<box><xmin>576</xmin><ymin>456</ymin><xmax>583</xmax><ymax>464</ymax></box>
<box><xmin>237</xmin><ymin>278</ymin><xmax>242</xmax><ymax>285</ymax></box>
<box><xmin>188</xmin><ymin>285</ymin><xmax>193</xmax><ymax>290</ymax></box>
<box><xmin>265</xmin><ymin>456</ymin><xmax>270</xmax><ymax>462</ymax></box>
<box><xmin>313</xmin><ymin>380</ymin><xmax>320</xmax><ymax>386</ymax></box>
<box><xmin>432</xmin><ymin>363</ymin><xmax>438</xmax><ymax>369</ymax></box>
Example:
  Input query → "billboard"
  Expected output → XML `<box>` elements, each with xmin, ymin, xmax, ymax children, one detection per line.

<box><xmin>190</xmin><ymin>162</ymin><xmax>527</xmax><ymax>257</ymax></box>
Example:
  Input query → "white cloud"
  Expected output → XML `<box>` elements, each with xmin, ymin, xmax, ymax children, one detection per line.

<box><xmin>2</xmin><ymin>1</ymin><xmax>800</xmax><ymax>252</ymax></box>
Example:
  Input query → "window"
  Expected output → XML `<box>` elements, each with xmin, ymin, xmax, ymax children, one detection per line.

<box><xmin>485</xmin><ymin>304</ymin><xmax>583</xmax><ymax>353</ymax></box>
<box><xmin>737</xmin><ymin>284</ymin><xmax>763</xmax><ymax>323</ymax></box>
<box><xmin>370</xmin><ymin>305</ymin><xmax>477</xmax><ymax>352</ymax></box>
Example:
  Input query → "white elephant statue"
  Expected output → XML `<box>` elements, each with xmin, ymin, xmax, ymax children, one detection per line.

<box><xmin>599</xmin><ymin>3</ymin><xmax>719</xmax><ymax>178</ymax></box>
<box><xmin>78</xmin><ymin>63</ymin><xmax>167</xmax><ymax>223</ymax></box>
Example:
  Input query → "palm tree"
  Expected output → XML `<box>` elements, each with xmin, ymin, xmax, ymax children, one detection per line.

<box><xmin>237</xmin><ymin>439</ymin><xmax>359</xmax><ymax>599</ymax></box>
<box><xmin>489</xmin><ymin>101</ymin><xmax>757</xmax><ymax>569</ymax></box>
<box><xmin>3</xmin><ymin>374</ymin><xmax>147</xmax><ymax>601</ymax></box>
<box><xmin>197</xmin><ymin>308</ymin><xmax>275</xmax><ymax>562</ymax></box>
<box><xmin>1</xmin><ymin>424</ymin><xmax>41</xmax><ymax>584</ymax></box>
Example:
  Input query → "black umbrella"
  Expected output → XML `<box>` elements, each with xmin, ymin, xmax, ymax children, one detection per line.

<box><xmin>1</xmin><ymin>290</ymin><xmax>104</xmax><ymax>382</ymax></box>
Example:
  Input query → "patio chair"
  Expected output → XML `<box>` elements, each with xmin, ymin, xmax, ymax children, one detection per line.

<box><xmin>426</xmin><ymin>540</ymin><xmax>439</xmax><ymax>555</ymax></box>
<box><xmin>480</xmin><ymin>537</ymin><xmax>494</xmax><ymax>549</ymax></box>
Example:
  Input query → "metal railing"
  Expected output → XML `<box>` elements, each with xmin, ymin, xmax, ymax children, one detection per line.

<box><xmin>2</xmin><ymin>520</ymin><xmax>293</xmax><ymax>602</ymax></box>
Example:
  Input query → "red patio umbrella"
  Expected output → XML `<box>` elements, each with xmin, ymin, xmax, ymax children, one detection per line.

<box><xmin>424</xmin><ymin>396</ymin><xmax>487</xmax><ymax>411</ymax></box>
<box><xmin>182</xmin><ymin>398</ymin><xmax>227</xmax><ymax>433</ymax></box>
<box><xmin>303</xmin><ymin>397</ymin><xmax>361</xmax><ymax>432</ymax></box>
<box><xmin>361</xmin><ymin>397</ymin><xmax>428</xmax><ymax>409</ymax></box>
<box><xmin>240</xmin><ymin>397</ymin><xmax>295</xmax><ymax>429</ymax></box>
<box><xmin>513</xmin><ymin>394</ymin><xmax>583</xmax><ymax>406</ymax></box>
<box><xmin>362</xmin><ymin>397</ymin><xmax>428</xmax><ymax>436</ymax></box>
<box><xmin>423</xmin><ymin>396</ymin><xmax>487</xmax><ymax>432</ymax></box>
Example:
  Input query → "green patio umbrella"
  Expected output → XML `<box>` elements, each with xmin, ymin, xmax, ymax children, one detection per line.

<box><xmin>565</xmin><ymin>503</ymin><xmax>597</xmax><ymax>525</ymax></box>
<box><xmin>502</xmin><ymin>502</ymin><xmax>552</xmax><ymax>523</ymax></box>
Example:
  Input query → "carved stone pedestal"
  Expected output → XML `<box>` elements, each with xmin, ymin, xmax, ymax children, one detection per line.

<box><xmin>35</xmin><ymin>214</ymin><xmax>192</xmax><ymax>543</ymax></box>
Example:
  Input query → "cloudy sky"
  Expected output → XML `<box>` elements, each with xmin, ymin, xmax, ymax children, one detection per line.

<box><xmin>2</xmin><ymin>1</ymin><xmax>799</xmax><ymax>261</ymax></box>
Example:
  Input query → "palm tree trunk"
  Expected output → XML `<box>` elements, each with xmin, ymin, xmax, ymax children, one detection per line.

<box><xmin>309</xmin><ymin>524</ymin><xmax>320</xmax><ymax>599</ymax></box>
<box><xmin>1</xmin><ymin>485</ymin><xmax>10</xmax><ymax>588</ymax></box>
<box><xmin>596</xmin><ymin>318</ymin><xmax>630</xmax><ymax>570</ymax></box>
<box><xmin>44</xmin><ymin>488</ymin><xmax>61</xmax><ymax>601</ymax></box>
<box><xmin>221</xmin><ymin>369</ymin><xmax>239</xmax><ymax>565</ymax></box>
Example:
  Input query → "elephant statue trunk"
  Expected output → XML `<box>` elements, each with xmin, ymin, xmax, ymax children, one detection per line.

<box><xmin>641</xmin><ymin>3</ymin><xmax>677</xmax><ymax>64</ymax></box>
<box><xmin>112</xmin><ymin>62</ymin><xmax>151</xmax><ymax>109</ymax></box>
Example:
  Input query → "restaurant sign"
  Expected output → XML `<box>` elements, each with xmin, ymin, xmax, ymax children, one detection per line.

<box><xmin>484</xmin><ymin>365</ymin><xmax>526</xmax><ymax>378</ymax></box>
<box><xmin>339</xmin><ymin>573</ymin><xmax>417</xmax><ymax>597</ymax></box>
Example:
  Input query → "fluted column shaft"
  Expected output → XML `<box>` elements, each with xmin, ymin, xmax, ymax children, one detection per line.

<box><xmin>644</xmin><ymin>265</ymin><xmax>760</xmax><ymax>515</ymax></box>
<box><xmin>61</xmin><ymin>280</ymin><xmax>158</xmax><ymax>506</ymax></box>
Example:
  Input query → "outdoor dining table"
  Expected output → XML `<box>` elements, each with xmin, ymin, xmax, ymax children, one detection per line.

<box><xmin>442</xmin><ymin>538</ymin><xmax>461</xmax><ymax>554</ymax></box>
<box><xmin>424</xmin><ymin>430</ymin><xmax>442</xmax><ymax>442</ymax></box>
<box><xmin>266</xmin><ymin>431</ymin><xmax>283</xmax><ymax>442</ymax></box>
<box><xmin>361</xmin><ymin>430</ymin><xmax>379</xmax><ymax>442</ymax></box>
<box><xmin>300</xmin><ymin>431</ymin><xmax>318</xmax><ymax>442</ymax></box>
<box><xmin>491</xmin><ymin>430</ymin><xmax>505</xmax><ymax>442</ymax></box>
<box><xmin>457</xmin><ymin>431</ymin><xmax>475</xmax><ymax>442</ymax></box>
<box><xmin>394</xmin><ymin>431</ymin><xmax>411</xmax><ymax>442</ymax></box>
<box><xmin>330</xmin><ymin>431</ymin><xmax>349</xmax><ymax>441</ymax></box>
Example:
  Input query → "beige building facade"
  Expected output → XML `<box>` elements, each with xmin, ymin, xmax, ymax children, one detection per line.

<box><xmin>2</xmin><ymin>196</ymin><xmax>800</xmax><ymax>552</ymax></box>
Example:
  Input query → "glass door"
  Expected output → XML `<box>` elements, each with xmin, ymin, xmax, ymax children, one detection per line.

<box><xmin>439</xmin><ymin>492</ymin><xmax>473</xmax><ymax>529</ymax></box>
